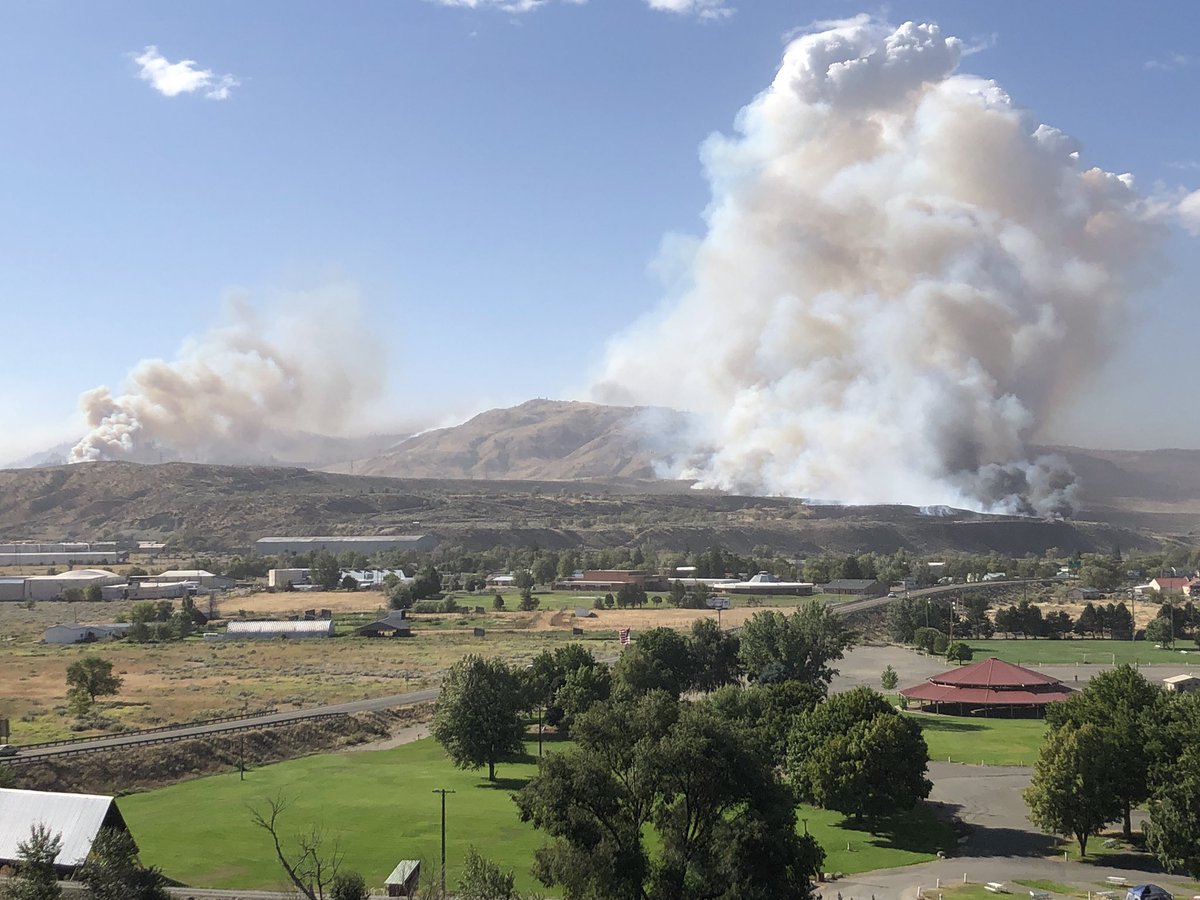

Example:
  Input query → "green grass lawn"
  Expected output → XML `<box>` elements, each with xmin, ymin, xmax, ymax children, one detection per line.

<box><xmin>965</xmin><ymin>639</ymin><xmax>1200</xmax><ymax>667</ymax></box>
<box><xmin>121</xmin><ymin>735</ymin><xmax>955</xmax><ymax>893</ymax></box>
<box><xmin>799</xmin><ymin>803</ymin><xmax>956</xmax><ymax>874</ymax></box>
<box><xmin>912</xmin><ymin>713</ymin><xmax>1047</xmax><ymax>766</ymax></box>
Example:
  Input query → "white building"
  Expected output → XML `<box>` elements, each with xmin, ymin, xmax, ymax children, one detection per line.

<box><xmin>343</xmin><ymin>568</ymin><xmax>412</xmax><ymax>590</ymax></box>
<box><xmin>268</xmin><ymin>568</ymin><xmax>311</xmax><ymax>589</ymax></box>
<box><xmin>0</xmin><ymin>542</ymin><xmax>124</xmax><ymax>567</ymax></box>
<box><xmin>0</xmin><ymin>788</ymin><xmax>133</xmax><ymax>869</ymax></box>
<box><xmin>1163</xmin><ymin>674</ymin><xmax>1200</xmax><ymax>694</ymax></box>
<box><xmin>225</xmin><ymin>619</ymin><xmax>335</xmax><ymax>639</ymax></box>
<box><xmin>25</xmin><ymin>569</ymin><xmax>124</xmax><ymax>601</ymax></box>
<box><xmin>156</xmin><ymin>570</ymin><xmax>234</xmax><ymax>590</ymax></box>
<box><xmin>43</xmin><ymin>623</ymin><xmax>131</xmax><ymax>644</ymax></box>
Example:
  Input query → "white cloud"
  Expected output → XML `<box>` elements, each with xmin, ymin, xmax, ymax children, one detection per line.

<box><xmin>133</xmin><ymin>46</ymin><xmax>239</xmax><ymax>100</ymax></box>
<box><xmin>1179</xmin><ymin>189</ymin><xmax>1200</xmax><ymax>236</ymax></box>
<box><xmin>427</xmin><ymin>0</ymin><xmax>585</xmax><ymax>12</ymax></box>
<box><xmin>645</xmin><ymin>0</ymin><xmax>733</xmax><ymax>19</ymax></box>
<box><xmin>1145</xmin><ymin>52</ymin><xmax>1196</xmax><ymax>71</ymax></box>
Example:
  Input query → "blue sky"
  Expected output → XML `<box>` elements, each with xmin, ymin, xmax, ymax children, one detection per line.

<box><xmin>2</xmin><ymin>0</ymin><xmax>1199</xmax><ymax>463</ymax></box>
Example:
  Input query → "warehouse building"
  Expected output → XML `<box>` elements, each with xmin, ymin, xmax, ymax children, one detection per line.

<box><xmin>255</xmin><ymin>535</ymin><xmax>437</xmax><ymax>556</ymax></box>
<box><xmin>155</xmin><ymin>570</ymin><xmax>235</xmax><ymax>590</ymax></box>
<box><xmin>0</xmin><ymin>577</ymin><xmax>26</xmax><ymax>602</ymax></box>
<box><xmin>24</xmin><ymin>569</ymin><xmax>125</xmax><ymax>601</ymax></box>
<box><xmin>0</xmin><ymin>788</ymin><xmax>134</xmax><ymax>871</ymax></box>
<box><xmin>225</xmin><ymin>619</ymin><xmax>335</xmax><ymax>639</ymax></box>
<box><xmin>0</xmin><ymin>542</ymin><xmax>124</xmax><ymax>567</ymax></box>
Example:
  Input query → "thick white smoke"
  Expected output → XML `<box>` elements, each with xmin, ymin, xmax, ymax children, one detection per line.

<box><xmin>69</xmin><ymin>285</ymin><xmax>383</xmax><ymax>464</ymax></box>
<box><xmin>594</xmin><ymin>15</ymin><xmax>1162</xmax><ymax>516</ymax></box>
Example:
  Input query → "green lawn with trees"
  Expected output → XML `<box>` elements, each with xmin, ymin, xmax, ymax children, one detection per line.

<box><xmin>964</xmin><ymin>639</ymin><xmax>1195</xmax><ymax>666</ymax></box>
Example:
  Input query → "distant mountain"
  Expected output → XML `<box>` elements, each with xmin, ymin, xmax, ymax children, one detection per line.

<box><xmin>342</xmin><ymin>399</ymin><xmax>694</xmax><ymax>481</ymax></box>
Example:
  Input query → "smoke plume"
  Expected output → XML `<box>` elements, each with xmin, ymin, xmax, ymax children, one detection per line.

<box><xmin>594</xmin><ymin>16</ymin><xmax>1162</xmax><ymax>516</ymax></box>
<box><xmin>69</xmin><ymin>286</ymin><xmax>383</xmax><ymax>464</ymax></box>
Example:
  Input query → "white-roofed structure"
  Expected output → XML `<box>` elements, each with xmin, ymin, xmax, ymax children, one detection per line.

<box><xmin>0</xmin><ymin>788</ymin><xmax>132</xmax><ymax>869</ymax></box>
<box><xmin>24</xmin><ymin>569</ymin><xmax>124</xmax><ymax>601</ymax></box>
<box><xmin>1163</xmin><ymin>673</ymin><xmax>1200</xmax><ymax>693</ymax></box>
<box><xmin>225</xmin><ymin>619</ymin><xmax>335</xmax><ymax>639</ymax></box>
<box><xmin>156</xmin><ymin>570</ymin><xmax>235</xmax><ymax>590</ymax></box>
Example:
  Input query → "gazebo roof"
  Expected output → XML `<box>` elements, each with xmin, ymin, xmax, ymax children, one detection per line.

<box><xmin>900</xmin><ymin>657</ymin><xmax>1074</xmax><ymax>707</ymax></box>
<box><xmin>928</xmin><ymin>657</ymin><xmax>1063</xmax><ymax>689</ymax></box>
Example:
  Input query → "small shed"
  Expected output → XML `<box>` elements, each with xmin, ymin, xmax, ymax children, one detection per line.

<box><xmin>385</xmin><ymin>859</ymin><xmax>420</xmax><ymax>897</ymax></box>
<box><xmin>357</xmin><ymin>612</ymin><xmax>412</xmax><ymax>638</ymax></box>
<box><xmin>1163</xmin><ymin>674</ymin><xmax>1200</xmax><ymax>694</ymax></box>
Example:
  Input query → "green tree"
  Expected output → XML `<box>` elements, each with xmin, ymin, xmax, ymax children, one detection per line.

<box><xmin>65</xmin><ymin>656</ymin><xmax>122</xmax><ymax>707</ymax></box>
<box><xmin>311</xmin><ymin>551</ymin><xmax>341</xmax><ymax>591</ymax></box>
<box><xmin>555</xmin><ymin>664</ymin><xmax>612</xmax><ymax>735</ymax></box>
<box><xmin>85</xmin><ymin>583</ymin><xmax>103</xmax><ymax>603</ymax></box>
<box><xmin>945</xmin><ymin>641</ymin><xmax>973</xmax><ymax>664</ymax></box>
<box><xmin>0</xmin><ymin>824</ymin><xmax>62</xmax><ymax>900</ymax></box>
<box><xmin>1144</xmin><ymin>746</ymin><xmax>1200</xmax><ymax>879</ymax></box>
<box><xmin>515</xmin><ymin>693</ymin><xmax>824</xmax><ymax>900</ymax></box>
<box><xmin>705</xmin><ymin>680</ymin><xmax>824</xmax><ymax>765</ymax></box>
<box><xmin>519</xmin><ymin>587</ymin><xmax>540</xmax><ymax>611</ymax></box>
<box><xmin>613</xmin><ymin>627</ymin><xmax>696</xmax><ymax>698</ymax></box>
<box><xmin>492</xmin><ymin>593</ymin><xmax>506</xmax><ymax>611</ymax></box>
<box><xmin>1145</xmin><ymin>616</ymin><xmax>1174</xmax><ymax>647</ymax></box>
<box><xmin>688</xmin><ymin>618</ymin><xmax>742</xmax><ymax>692</ymax></box>
<box><xmin>1045</xmin><ymin>665</ymin><xmax>1163</xmax><ymax>838</ymax></box>
<box><xmin>738</xmin><ymin>602</ymin><xmax>856</xmax><ymax>688</ymax></box>
<box><xmin>513</xmin><ymin>570</ymin><xmax>536</xmax><ymax>591</ymax></box>
<box><xmin>330</xmin><ymin>871</ymin><xmax>370</xmax><ymax>900</ymax></box>
<box><xmin>880</xmin><ymin>665</ymin><xmax>898</xmax><ymax>691</ymax></box>
<box><xmin>456</xmin><ymin>847</ymin><xmax>523</xmax><ymax>900</ymax></box>
<box><xmin>1024</xmin><ymin>723</ymin><xmax>1122</xmax><ymax>856</ymax></box>
<box><xmin>79</xmin><ymin>827</ymin><xmax>169</xmax><ymax>900</ymax></box>
<box><xmin>432</xmin><ymin>655</ymin><xmax>525</xmax><ymax>781</ymax></box>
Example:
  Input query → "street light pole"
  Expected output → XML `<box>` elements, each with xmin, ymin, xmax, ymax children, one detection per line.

<box><xmin>432</xmin><ymin>788</ymin><xmax>455</xmax><ymax>894</ymax></box>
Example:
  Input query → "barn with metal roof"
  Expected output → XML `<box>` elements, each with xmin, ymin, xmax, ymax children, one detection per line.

<box><xmin>900</xmin><ymin>657</ymin><xmax>1075</xmax><ymax>717</ymax></box>
<box><xmin>0</xmin><ymin>788</ymin><xmax>133</xmax><ymax>870</ymax></box>
<box><xmin>225</xmin><ymin>619</ymin><xmax>335</xmax><ymax>639</ymax></box>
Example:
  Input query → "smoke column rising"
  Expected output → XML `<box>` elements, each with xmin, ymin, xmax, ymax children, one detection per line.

<box><xmin>69</xmin><ymin>285</ymin><xmax>383</xmax><ymax>464</ymax></box>
<box><xmin>594</xmin><ymin>16</ymin><xmax>1162</xmax><ymax>515</ymax></box>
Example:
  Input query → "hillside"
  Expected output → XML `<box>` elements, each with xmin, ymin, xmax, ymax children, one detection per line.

<box><xmin>343</xmin><ymin>399</ymin><xmax>691</xmax><ymax>481</ymax></box>
<box><xmin>0</xmin><ymin>461</ymin><xmax>1166</xmax><ymax>556</ymax></box>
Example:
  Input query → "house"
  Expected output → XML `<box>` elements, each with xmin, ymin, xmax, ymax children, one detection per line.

<box><xmin>356</xmin><ymin>612</ymin><xmax>413</xmax><ymax>638</ymax></box>
<box><xmin>43</xmin><ymin>623</ymin><xmax>131</xmax><ymax>644</ymax></box>
<box><xmin>823</xmin><ymin>579</ymin><xmax>888</xmax><ymax>597</ymax></box>
<box><xmin>225</xmin><ymin>620</ymin><xmax>335</xmax><ymax>639</ymax></box>
<box><xmin>486</xmin><ymin>574</ymin><xmax>516</xmax><ymax>588</ymax></box>
<box><xmin>1163</xmin><ymin>674</ymin><xmax>1200</xmax><ymax>694</ymax></box>
<box><xmin>0</xmin><ymin>788</ymin><xmax>134</xmax><ymax>871</ymax></box>
<box><xmin>1149</xmin><ymin>577</ymin><xmax>1191</xmax><ymax>595</ymax></box>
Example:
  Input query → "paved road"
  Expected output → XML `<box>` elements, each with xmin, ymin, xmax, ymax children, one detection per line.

<box><xmin>11</xmin><ymin>688</ymin><xmax>439</xmax><ymax>762</ymax></box>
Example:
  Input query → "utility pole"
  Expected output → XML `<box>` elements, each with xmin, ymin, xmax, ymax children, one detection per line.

<box><xmin>432</xmin><ymin>788</ymin><xmax>455</xmax><ymax>895</ymax></box>
<box><xmin>239</xmin><ymin>734</ymin><xmax>245</xmax><ymax>781</ymax></box>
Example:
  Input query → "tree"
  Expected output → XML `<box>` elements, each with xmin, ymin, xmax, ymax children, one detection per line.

<box><xmin>0</xmin><ymin>824</ymin><xmax>62</xmax><ymax>900</ymax></box>
<box><xmin>1024</xmin><ymin>723</ymin><xmax>1122</xmax><ymax>857</ymax></box>
<box><xmin>880</xmin><ymin>665</ymin><xmax>898</xmax><ymax>691</ymax></box>
<box><xmin>688</xmin><ymin>618</ymin><xmax>742</xmax><ymax>692</ymax></box>
<box><xmin>788</xmin><ymin>687</ymin><xmax>930</xmax><ymax>828</ymax></box>
<box><xmin>492</xmin><ymin>593</ymin><xmax>506</xmax><ymax>611</ymax></box>
<box><xmin>65</xmin><ymin>656</ymin><xmax>122</xmax><ymax>709</ymax></box>
<box><xmin>85</xmin><ymin>583</ymin><xmax>103</xmax><ymax>603</ymax></box>
<box><xmin>1045</xmin><ymin>665</ymin><xmax>1164</xmax><ymax>838</ymax></box>
<box><xmin>612</xmin><ymin>627</ymin><xmax>696</xmax><ymax>698</ymax></box>
<box><xmin>432</xmin><ymin>655</ymin><xmax>525</xmax><ymax>781</ymax></box>
<box><xmin>456</xmin><ymin>847</ymin><xmax>523</xmax><ymax>900</ymax></box>
<box><xmin>555</xmin><ymin>664</ymin><xmax>612</xmax><ymax>735</ymax></box>
<box><xmin>311</xmin><ymin>551</ymin><xmax>342</xmax><ymax>591</ymax></box>
<box><xmin>1146</xmin><ymin>616</ymin><xmax>1174</xmax><ymax>648</ymax></box>
<box><xmin>706</xmin><ymin>680</ymin><xmax>824</xmax><ymax>765</ymax></box>
<box><xmin>945</xmin><ymin>641</ymin><xmax>973</xmax><ymax>664</ymax></box>
<box><xmin>519</xmin><ymin>588</ymin><xmax>540</xmax><ymax>611</ymax></box>
<box><xmin>250</xmin><ymin>795</ymin><xmax>345</xmax><ymax>900</ymax></box>
<box><xmin>1144</xmin><ymin>746</ymin><xmax>1200</xmax><ymax>879</ymax></box>
<box><xmin>516</xmin><ymin>693</ymin><xmax>824</xmax><ymax>900</ymax></box>
<box><xmin>79</xmin><ymin>827</ymin><xmax>169</xmax><ymax>900</ymax></box>
<box><xmin>738</xmin><ymin>602</ymin><xmax>856</xmax><ymax>689</ymax></box>
<box><xmin>794</xmin><ymin>712</ymin><xmax>932</xmax><ymax>829</ymax></box>
<box><xmin>330</xmin><ymin>871</ymin><xmax>370</xmax><ymax>900</ymax></box>
<box><xmin>513</xmin><ymin>570</ymin><xmax>536</xmax><ymax>591</ymax></box>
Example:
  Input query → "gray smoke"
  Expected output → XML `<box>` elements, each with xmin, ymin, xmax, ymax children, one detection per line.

<box><xmin>594</xmin><ymin>15</ymin><xmax>1162</xmax><ymax>515</ymax></box>
<box><xmin>69</xmin><ymin>286</ymin><xmax>383</xmax><ymax>464</ymax></box>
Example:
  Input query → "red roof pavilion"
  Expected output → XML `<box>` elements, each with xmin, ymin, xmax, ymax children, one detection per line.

<box><xmin>901</xmin><ymin>657</ymin><xmax>1074</xmax><ymax>714</ymax></box>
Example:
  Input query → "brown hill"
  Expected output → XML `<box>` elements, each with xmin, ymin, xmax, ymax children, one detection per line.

<box><xmin>344</xmin><ymin>399</ymin><xmax>691</xmax><ymax>480</ymax></box>
<box><xmin>0</xmin><ymin>460</ymin><xmax>1165</xmax><ymax>556</ymax></box>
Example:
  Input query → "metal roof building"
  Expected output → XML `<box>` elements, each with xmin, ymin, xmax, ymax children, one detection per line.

<box><xmin>0</xmin><ymin>788</ymin><xmax>132</xmax><ymax>869</ymax></box>
<box><xmin>225</xmin><ymin>619</ymin><xmax>335</xmax><ymax>638</ymax></box>
<box><xmin>24</xmin><ymin>569</ymin><xmax>125</xmax><ymax>601</ymax></box>
<box><xmin>900</xmin><ymin>657</ymin><xmax>1075</xmax><ymax>716</ymax></box>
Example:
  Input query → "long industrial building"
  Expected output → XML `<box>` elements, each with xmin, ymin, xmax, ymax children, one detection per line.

<box><xmin>254</xmin><ymin>535</ymin><xmax>437</xmax><ymax>556</ymax></box>
<box><xmin>0</xmin><ymin>542</ymin><xmax>125</xmax><ymax>566</ymax></box>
